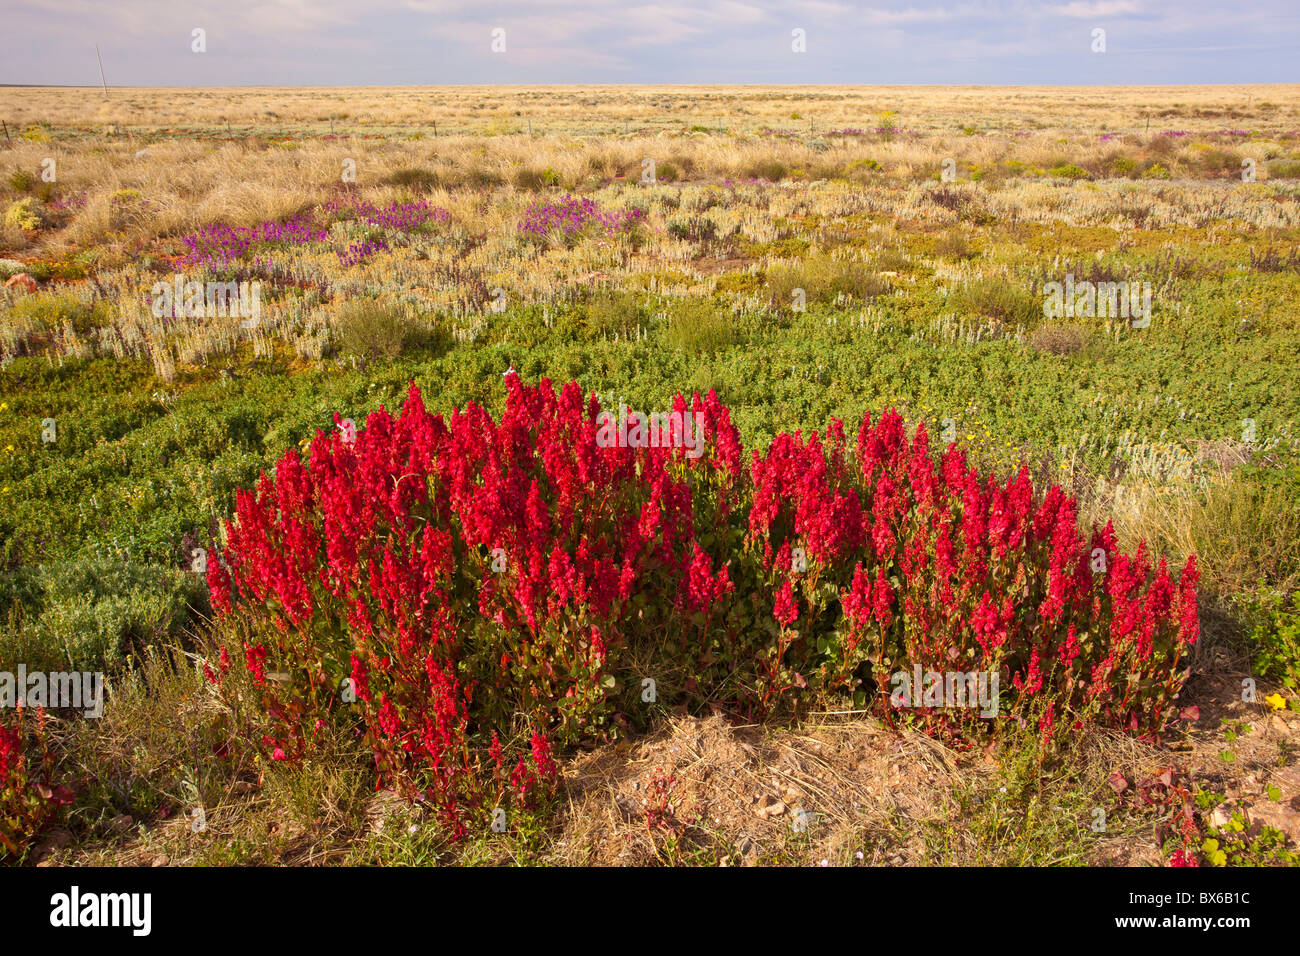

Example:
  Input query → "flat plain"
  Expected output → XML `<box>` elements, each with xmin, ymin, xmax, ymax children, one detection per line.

<box><xmin>1</xmin><ymin>84</ymin><xmax>1298</xmax><ymax>867</ymax></box>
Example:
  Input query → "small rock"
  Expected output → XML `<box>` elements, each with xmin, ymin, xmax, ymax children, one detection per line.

<box><xmin>33</xmin><ymin>827</ymin><xmax>72</xmax><ymax>862</ymax></box>
<box><xmin>109</xmin><ymin>814</ymin><xmax>134</xmax><ymax>833</ymax></box>
<box><xmin>151</xmin><ymin>854</ymin><xmax>169</xmax><ymax>867</ymax></box>
<box><xmin>3</xmin><ymin>273</ymin><xmax>37</xmax><ymax>294</ymax></box>
<box><xmin>1209</xmin><ymin>807</ymin><xmax>1232</xmax><ymax>829</ymax></box>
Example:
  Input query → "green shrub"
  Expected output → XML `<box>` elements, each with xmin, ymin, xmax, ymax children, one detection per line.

<box><xmin>714</xmin><ymin>271</ymin><xmax>762</xmax><ymax>294</ymax></box>
<box><xmin>4</xmin><ymin>198</ymin><xmax>44</xmax><ymax>231</ymax></box>
<box><xmin>335</xmin><ymin>300</ymin><xmax>444</xmax><ymax>364</ymax></box>
<box><xmin>744</xmin><ymin>159</ymin><xmax>788</xmax><ymax>182</ymax></box>
<box><xmin>1242</xmin><ymin>589</ymin><xmax>1300</xmax><ymax>693</ymax></box>
<box><xmin>1198</xmin><ymin>148</ymin><xmax>1241</xmax><ymax>175</ymax></box>
<box><xmin>3</xmin><ymin>559</ymin><xmax>208</xmax><ymax>673</ymax></box>
<box><xmin>654</xmin><ymin>161</ymin><xmax>679</xmax><ymax>183</ymax></box>
<box><xmin>951</xmin><ymin>277</ymin><xmax>1040</xmax><ymax>327</ymax></box>
<box><xmin>1267</xmin><ymin>159</ymin><xmax>1300</xmax><ymax>179</ymax></box>
<box><xmin>6</xmin><ymin>293</ymin><xmax>114</xmax><ymax>353</ymax></box>
<box><xmin>1109</xmin><ymin>155</ymin><xmax>1139</xmax><ymax>176</ymax></box>
<box><xmin>666</xmin><ymin>216</ymin><xmax>716</xmax><ymax>242</ymax></box>
<box><xmin>1142</xmin><ymin>163</ymin><xmax>1172</xmax><ymax>180</ymax></box>
<box><xmin>382</xmin><ymin>167</ymin><xmax>440</xmax><ymax>191</ymax></box>
<box><xmin>874</xmin><ymin>248</ymin><xmax>914</xmax><ymax>274</ymax></box>
<box><xmin>1048</xmin><ymin>164</ymin><xmax>1090</xmax><ymax>180</ymax></box>
<box><xmin>512</xmin><ymin>166</ymin><xmax>562</xmax><ymax>189</ymax></box>
<box><xmin>766</xmin><ymin>256</ymin><xmax>890</xmax><ymax>309</ymax></box>
<box><xmin>933</xmin><ymin>233</ymin><xmax>974</xmax><ymax>260</ymax></box>
<box><xmin>664</xmin><ymin>297</ymin><xmax>744</xmax><ymax>353</ymax></box>
<box><xmin>580</xmin><ymin>290</ymin><xmax>650</xmax><ymax>340</ymax></box>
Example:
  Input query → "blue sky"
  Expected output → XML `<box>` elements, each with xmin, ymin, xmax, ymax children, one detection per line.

<box><xmin>3</xmin><ymin>1</ymin><xmax>1297</xmax><ymax>86</ymax></box>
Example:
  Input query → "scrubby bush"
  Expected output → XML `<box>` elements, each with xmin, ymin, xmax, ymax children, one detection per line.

<box><xmin>1048</xmin><ymin>164</ymin><xmax>1090</xmax><ymax>181</ymax></box>
<box><xmin>1197</xmin><ymin>148</ymin><xmax>1241</xmax><ymax>177</ymax></box>
<box><xmin>334</xmin><ymin>300</ymin><xmax>447</xmax><ymax>365</ymax></box>
<box><xmin>0</xmin><ymin>258</ymin><xmax>28</xmax><ymax>279</ymax></box>
<box><xmin>666</xmin><ymin>216</ymin><xmax>717</xmax><ymax>242</ymax></box>
<box><xmin>512</xmin><ymin>166</ymin><xmax>562</xmax><ymax>190</ymax></box>
<box><xmin>580</xmin><ymin>290</ymin><xmax>650</xmax><ymax>340</ymax></box>
<box><xmin>765</xmin><ymin>256</ymin><xmax>890</xmax><ymax>309</ymax></box>
<box><xmin>743</xmin><ymin>159</ymin><xmax>789</xmax><ymax>182</ymax></box>
<box><xmin>664</xmin><ymin>298</ymin><xmax>744</xmax><ymax>353</ymax></box>
<box><xmin>952</xmin><ymin>277</ymin><xmax>1040</xmax><ymax>328</ymax></box>
<box><xmin>1029</xmin><ymin>323</ymin><xmax>1087</xmax><ymax>356</ymax></box>
<box><xmin>382</xmin><ymin>167</ymin><xmax>441</xmax><ymax>191</ymax></box>
<box><xmin>933</xmin><ymin>233</ymin><xmax>975</xmax><ymax>261</ymax></box>
<box><xmin>1267</xmin><ymin>159</ymin><xmax>1300</xmax><ymax>179</ymax></box>
<box><xmin>4</xmin><ymin>198</ymin><xmax>45</xmax><ymax>231</ymax></box>
<box><xmin>18</xmin><ymin>558</ymin><xmax>206</xmax><ymax>672</ymax></box>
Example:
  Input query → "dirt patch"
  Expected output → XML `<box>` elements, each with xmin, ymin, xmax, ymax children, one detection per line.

<box><xmin>551</xmin><ymin>714</ymin><xmax>978</xmax><ymax>865</ymax></box>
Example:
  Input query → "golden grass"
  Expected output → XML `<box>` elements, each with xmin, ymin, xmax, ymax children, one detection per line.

<box><xmin>2</xmin><ymin>84</ymin><xmax>1297</xmax><ymax>135</ymax></box>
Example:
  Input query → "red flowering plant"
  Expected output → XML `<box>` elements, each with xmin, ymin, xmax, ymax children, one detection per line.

<box><xmin>798</xmin><ymin>412</ymin><xmax>1197</xmax><ymax>746</ymax></box>
<box><xmin>204</xmin><ymin>376</ymin><xmax>747</xmax><ymax>832</ymax></box>
<box><xmin>1</xmin><ymin>706</ymin><xmax>71</xmax><ymax>861</ymax></box>
<box><xmin>205</xmin><ymin>376</ymin><xmax>1200</xmax><ymax>835</ymax></box>
<box><xmin>732</xmin><ymin>406</ymin><xmax>1198</xmax><ymax>746</ymax></box>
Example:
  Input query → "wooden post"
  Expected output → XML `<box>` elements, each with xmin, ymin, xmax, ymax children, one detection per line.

<box><xmin>433</xmin><ymin>120</ymin><xmax>437</xmax><ymax>137</ymax></box>
<box><xmin>226</xmin><ymin>119</ymin><xmax>231</xmax><ymax>137</ymax></box>
<box><xmin>1</xmin><ymin>121</ymin><xmax>9</xmax><ymax>145</ymax></box>
<box><xmin>330</xmin><ymin>117</ymin><xmax>334</xmax><ymax>135</ymax></box>
<box><xmin>95</xmin><ymin>44</ymin><xmax>109</xmax><ymax>96</ymax></box>
<box><xmin>527</xmin><ymin>118</ymin><xmax>532</xmax><ymax>136</ymax></box>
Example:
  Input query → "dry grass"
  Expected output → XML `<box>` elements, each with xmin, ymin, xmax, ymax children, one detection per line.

<box><xmin>3</xmin><ymin>85</ymin><xmax>1297</xmax><ymax>135</ymax></box>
